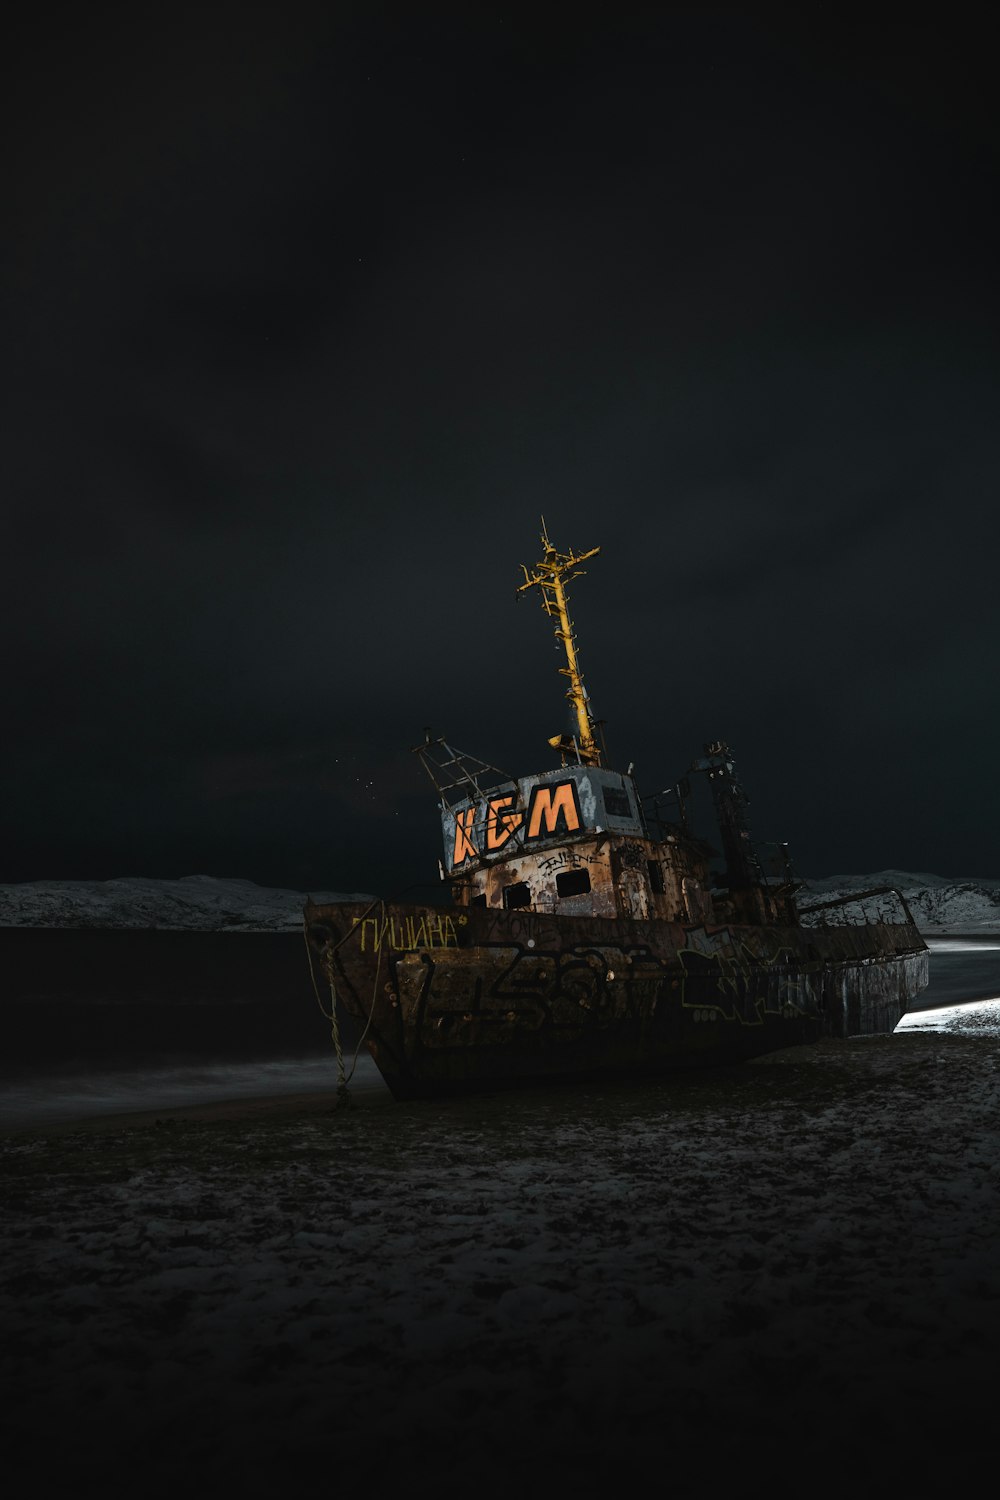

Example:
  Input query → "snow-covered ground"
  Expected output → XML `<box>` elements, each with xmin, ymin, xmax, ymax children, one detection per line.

<box><xmin>2</xmin><ymin>1028</ymin><xmax>998</xmax><ymax>1492</ymax></box>
<box><xmin>897</xmin><ymin>994</ymin><xmax>1000</xmax><ymax>1034</ymax></box>
<box><xmin>2</xmin><ymin>869</ymin><xmax>999</xmax><ymax>932</ymax></box>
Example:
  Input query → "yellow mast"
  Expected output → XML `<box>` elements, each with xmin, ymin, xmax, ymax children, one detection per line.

<box><xmin>517</xmin><ymin>518</ymin><xmax>602</xmax><ymax>767</ymax></box>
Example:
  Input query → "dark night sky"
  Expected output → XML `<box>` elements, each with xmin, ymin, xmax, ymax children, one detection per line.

<box><xmin>4</xmin><ymin>4</ymin><xmax>999</xmax><ymax>895</ymax></box>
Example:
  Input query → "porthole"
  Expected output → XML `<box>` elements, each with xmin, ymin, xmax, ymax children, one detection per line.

<box><xmin>556</xmin><ymin>868</ymin><xmax>591</xmax><ymax>898</ymax></box>
<box><xmin>502</xmin><ymin>881</ymin><xmax>531</xmax><ymax>910</ymax></box>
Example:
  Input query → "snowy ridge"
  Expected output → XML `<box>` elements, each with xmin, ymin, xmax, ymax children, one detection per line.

<box><xmin>798</xmin><ymin>870</ymin><xmax>1000</xmax><ymax>933</ymax></box>
<box><xmin>1</xmin><ymin>871</ymin><xmax>999</xmax><ymax>933</ymax></box>
<box><xmin>0</xmin><ymin>875</ymin><xmax>372</xmax><ymax>932</ymax></box>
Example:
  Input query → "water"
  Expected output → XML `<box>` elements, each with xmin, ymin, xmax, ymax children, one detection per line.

<box><xmin>895</xmin><ymin>937</ymin><xmax>1000</xmax><ymax>1036</ymax></box>
<box><xmin>0</xmin><ymin>1051</ymin><xmax>386</xmax><ymax>1131</ymax></box>
<box><xmin>908</xmin><ymin>935</ymin><xmax>1000</xmax><ymax>1008</ymax></box>
<box><xmin>3</xmin><ymin>937</ymin><xmax>999</xmax><ymax>1131</ymax></box>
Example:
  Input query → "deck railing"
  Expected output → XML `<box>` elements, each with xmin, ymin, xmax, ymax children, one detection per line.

<box><xmin>796</xmin><ymin>885</ymin><xmax>918</xmax><ymax>928</ymax></box>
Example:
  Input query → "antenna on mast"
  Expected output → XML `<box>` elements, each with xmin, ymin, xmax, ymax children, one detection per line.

<box><xmin>517</xmin><ymin>519</ymin><xmax>602</xmax><ymax>767</ymax></box>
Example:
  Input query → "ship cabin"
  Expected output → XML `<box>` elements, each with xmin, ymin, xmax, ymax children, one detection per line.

<box><xmin>440</xmin><ymin>760</ymin><xmax>717</xmax><ymax>925</ymax></box>
<box><xmin>421</xmin><ymin>526</ymin><xmax>794</xmax><ymax>930</ymax></box>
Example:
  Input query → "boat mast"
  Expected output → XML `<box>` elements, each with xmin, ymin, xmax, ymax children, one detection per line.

<box><xmin>517</xmin><ymin>518</ymin><xmax>602</xmax><ymax>767</ymax></box>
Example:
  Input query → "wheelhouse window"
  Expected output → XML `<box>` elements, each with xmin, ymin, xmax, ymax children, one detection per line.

<box><xmin>470</xmin><ymin>893</ymin><xmax>487</xmax><ymax>908</ymax></box>
<box><xmin>502</xmin><ymin>881</ymin><xmax>531</xmax><ymax>910</ymax></box>
<box><xmin>556</xmin><ymin>868</ymin><xmax>591</xmax><ymax>898</ymax></box>
<box><xmin>647</xmin><ymin>860</ymin><xmax>665</xmax><ymax>894</ymax></box>
<box><xmin>603</xmin><ymin>786</ymin><xmax>632</xmax><ymax>818</ymax></box>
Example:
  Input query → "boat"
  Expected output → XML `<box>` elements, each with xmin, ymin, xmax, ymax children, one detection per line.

<box><xmin>304</xmin><ymin>524</ymin><xmax>929</xmax><ymax>1099</ymax></box>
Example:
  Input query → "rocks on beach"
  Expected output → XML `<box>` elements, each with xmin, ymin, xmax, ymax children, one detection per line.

<box><xmin>3</xmin><ymin>1028</ymin><xmax>999</xmax><ymax>1492</ymax></box>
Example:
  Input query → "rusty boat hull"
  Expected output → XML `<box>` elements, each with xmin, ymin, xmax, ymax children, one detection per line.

<box><xmin>304</xmin><ymin>898</ymin><xmax>929</xmax><ymax>1100</ymax></box>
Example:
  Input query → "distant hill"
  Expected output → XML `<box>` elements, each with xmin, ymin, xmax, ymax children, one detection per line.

<box><xmin>1</xmin><ymin>871</ymin><xmax>998</xmax><ymax>934</ymax></box>
<box><xmin>0</xmin><ymin>875</ymin><xmax>371</xmax><ymax>931</ymax></box>
<box><xmin>798</xmin><ymin>872</ymin><xmax>1000</xmax><ymax>934</ymax></box>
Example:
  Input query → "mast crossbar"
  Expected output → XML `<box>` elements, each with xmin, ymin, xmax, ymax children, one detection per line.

<box><xmin>517</xmin><ymin>519</ymin><xmax>602</xmax><ymax>767</ymax></box>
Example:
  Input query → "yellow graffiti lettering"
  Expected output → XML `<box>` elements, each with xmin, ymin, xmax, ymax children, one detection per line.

<box><xmin>356</xmin><ymin>912</ymin><xmax>459</xmax><ymax>953</ymax></box>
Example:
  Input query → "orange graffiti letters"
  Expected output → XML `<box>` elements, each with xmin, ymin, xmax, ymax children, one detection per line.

<box><xmin>526</xmin><ymin>781</ymin><xmax>581</xmax><ymax>839</ymax></box>
<box><xmin>453</xmin><ymin>806</ymin><xmax>478</xmax><ymax>866</ymax></box>
<box><xmin>487</xmin><ymin>794</ymin><xmax>523</xmax><ymax>850</ymax></box>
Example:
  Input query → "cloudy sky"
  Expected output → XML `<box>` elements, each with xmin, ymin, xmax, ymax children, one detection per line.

<box><xmin>4</xmin><ymin>5</ymin><xmax>998</xmax><ymax>894</ymax></box>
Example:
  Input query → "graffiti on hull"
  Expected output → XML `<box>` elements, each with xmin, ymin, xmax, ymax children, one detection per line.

<box><xmin>351</xmin><ymin>909</ymin><xmax>465</xmax><ymax>953</ymax></box>
<box><xmin>336</xmin><ymin>918</ymin><xmax>825</xmax><ymax>1043</ymax></box>
<box><xmin>677</xmin><ymin>925</ymin><xmax>820</xmax><ymax>1026</ymax></box>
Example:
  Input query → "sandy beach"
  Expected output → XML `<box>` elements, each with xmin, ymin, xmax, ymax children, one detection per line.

<box><xmin>3</xmin><ymin>1022</ymin><xmax>999</xmax><ymax>1495</ymax></box>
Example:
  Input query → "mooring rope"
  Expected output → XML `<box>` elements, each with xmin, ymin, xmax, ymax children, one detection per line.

<box><xmin>321</xmin><ymin>946</ymin><xmax>350</xmax><ymax>1107</ymax></box>
<box><xmin>302</xmin><ymin>900</ymin><xmax>387</xmax><ymax>1104</ymax></box>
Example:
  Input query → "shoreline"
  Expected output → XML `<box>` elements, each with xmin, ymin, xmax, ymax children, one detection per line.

<box><xmin>3</xmin><ymin>1026</ymin><xmax>992</xmax><ymax>1138</ymax></box>
<box><xmin>4</xmin><ymin>932</ymin><xmax>997</xmax><ymax>1135</ymax></box>
<box><xmin>3</xmin><ymin>1081</ymin><xmax>396</xmax><ymax>1137</ymax></box>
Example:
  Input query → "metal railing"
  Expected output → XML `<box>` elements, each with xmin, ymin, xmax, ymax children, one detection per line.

<box><xmin>796</xmin><ymin>885</ymin><xmax>918</xmax><ymax>928</ymax></box>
